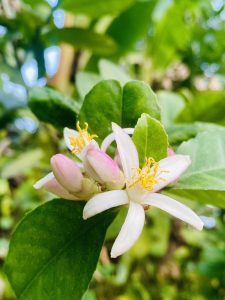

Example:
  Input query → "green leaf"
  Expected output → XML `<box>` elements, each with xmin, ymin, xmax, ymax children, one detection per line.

<box><xmin>79</xmin><ymin>80</ymin><xmax>161</xmax><ymax>140</ymax></box>
<box><xmin>79</xmin><ymin>80</ymin><xmax>122</xmax><ymax>139</ymax></box>
<box><xmin>107</xmin><ymin>0</ymin><xmax>155</xmax><ymax>54</ymax></box>
<box><xmin>132</xmin><ymin>113</ymin><xmax>168</xmax><ymax>165</ymax></box>
<box><xmin>46</xmin><ymin>28</ymin><xmax>118</xmax><ymax>56</ymax></box>
<box><xmin>167</xmin><ymin>122</ymin><xmax>223</xmax><ymax>147</ymax></box>
<box><xmin>147</xmin><ymin>1</ymin><xmax>194</xmax><ymax>70</ymax></box>
<box><xmin>173</xmin><ymin>130</ymin><xmax>225</xmax><ymax>191</ymax></box>
<box><xmin>5</xmin><ymin>199</ymin><xmax>116</xmax><ymax>300</ymax></box>
<box><xmin>163</xmin><ymin>189</ymin><xmax>225</xmax><ymax>210</ymax></box>
<box><xmin>157</xmin><ymin>91</ymin><xmax>185</xmax><ymax>127</ymax></box>
<box><xmin>28</xmin><ymin>87</ymin><xmax>79</xmax><ymax>129</ymax></box>
<box><xmin>76</xmin><ymin>72</ymin><xmax>102</xmax><ymax>99</ymax></box>
<box><xmin>60</xmin><ymin>0</ymin><xmax>135</xmax><ymax>18</ymax></box>
<box><xmin>122</xmin><ymin>81</ymin><xmax>160</xmax><ymax>127</ymax></box>
<box><xmin>165</xmin><ymin>128</ymin><xmax>225</xmax><ymax>209</ymax></box>
<box><xmin>176</xmin><ymin>90</ymin><xmax>225</xmax><ymax>125</ymax></box>
<box><xmin>98</xmin><ymin>59</ymin><xmax>131</xmax><ymax>85</ymax></box>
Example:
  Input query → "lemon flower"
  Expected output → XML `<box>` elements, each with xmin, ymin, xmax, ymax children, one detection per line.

<box><xmin>34</xmin><ymin>122</ymin><xmax>124</xmax><ymax>198</ymax></box>
<box><xmin>83</xmin><ymin>123</ymin><xmax>203</xmax><ymax>258</ymax></box>
<box><xmin>64</xmin><ymin>121</ymin><xmax>99</xmax><ymax>159</ymax></box>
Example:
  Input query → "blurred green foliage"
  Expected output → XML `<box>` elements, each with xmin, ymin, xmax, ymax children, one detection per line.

<box><xmin>1</xmin><ymin>0</ymin><xmax>225</xmax><ymax>299</ymax></box>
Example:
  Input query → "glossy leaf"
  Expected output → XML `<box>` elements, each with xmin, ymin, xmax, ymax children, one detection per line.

<box><xmin>132</xmin><ymin>113</ymin><xmax>168</xmax><ymax>165</ymax></box>
<box><xmin>79</xmin><ymin>80</ymin><xmax>122</xmax><ymax>139</ymax></box>
<box><xmin>78</xmin><ymin>80</ymin><xmax>161</xmax><ymax>140</ymax></box>
<box><xmin>122</xmin><ymin>80</ymin><xmax>160</xmax><ymax>127</ymax></box>
<box><xmin>5</xmin><ymin>199</ymin><xmax>116</xmax><ymax>300</ymax></box>
<box><xmin>28</xmin><ymin>87</ymin><xmax>79</xmax><ymax>129</ymax></box>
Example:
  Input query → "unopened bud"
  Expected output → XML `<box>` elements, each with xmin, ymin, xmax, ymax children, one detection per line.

<box><xmin>51</xmin><ymin>154</ymin><xmax>83</xmax><ymax>193</ymax></box>
<box><xmin>84</xmin><ymin>149</ymin><xmax>125</xmax><ymax>190</ymax></box>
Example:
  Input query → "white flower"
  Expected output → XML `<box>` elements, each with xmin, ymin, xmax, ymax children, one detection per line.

<box><xmin>83</xmin><ymin>123</ymin><xmax>203</xmax><ymax>258</ymax></box>
<box><xmin>34</xmin><ymin>122</ymin><xmax>124</xmax><ymax>197</ymax></box>
<box><xmin>64</xmin><ymin>122</ymin><xmax>99</xmax><ymax>159</ymax></box>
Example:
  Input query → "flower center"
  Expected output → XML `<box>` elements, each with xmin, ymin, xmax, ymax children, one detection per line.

<box><xmin>69</xmin><ymin>122</ymin><xmax>97</xmax><ymax>155</ymax></box>
<box><xmin>127</xmin><ymin>157</ymin><xmax>167</xmax><ymax>191</ymax></box>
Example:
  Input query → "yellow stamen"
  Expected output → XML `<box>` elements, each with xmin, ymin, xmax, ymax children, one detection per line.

<box><xmin>69</xmin><ymin>122</ymin><xmax>98</xmax><ymax>155</ymax></box>
<box><xmin>127</xmin><ymin>157</ymin><xmax>168</xmax><ymax>191</ymax></box>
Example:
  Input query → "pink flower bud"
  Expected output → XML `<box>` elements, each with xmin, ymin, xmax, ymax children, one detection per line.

<box><xmin>167</xmin><ymin>148</ymin><xmax>174</xmax><ymax>156</ymax></box>
<box><xmin>44</xmin><ymin>177</ymin><xmax>79</xmax><ymax>200</ymax></box>
<box><xmin>84</xmin><ymin>149</ymin><xmax>125</xmax><ymax>190</ymax></box>
<box><xmin>51</xmin><ymin>154</ymin><xmax>83</xmax><ymax>193</ymax></box>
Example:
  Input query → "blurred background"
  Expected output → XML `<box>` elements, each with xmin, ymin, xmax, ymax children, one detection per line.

<box><xmin>0</xmin><ymin>0</ymin><xmax>225</xmax><ymax>299</ymax></box>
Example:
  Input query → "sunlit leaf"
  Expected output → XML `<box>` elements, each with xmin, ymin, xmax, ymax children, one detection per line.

<box><xmin>79</xmin><ymin>80</ymin><xmax>161</xmax><ymax>140</ymax></box>
<box><xmin>122</xmin><ymin>80</ymin><xmax>160</xmax><ymax>127</ymax></box>
<box><xmin>79</xmin><ymin>80</ymin><xmax>122</xmax><ymax>139</ymax></box>
<box><xmin>132</xmin><ymin>113</ymin><xmax>168</xmax><ymax>165</ymax></box>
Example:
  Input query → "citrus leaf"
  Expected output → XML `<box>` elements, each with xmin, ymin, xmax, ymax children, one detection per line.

<box><xmin>28</xmin><ymin>87</ymin><xmax>79</xmax><ymax>129</ymax></box>
<box><xmin>132</xmin><ymin>113</ymin><xmax>168</xmax><ymax>165</ymax></box>
<box><xmin>5</xmin><ymin>199</ymin><xmax>116</xmax><ymax>300</ymax></box>
<box><xmin>122</xmin><ymin>80</ymin><xmax>160</xmax><ymax>127</ymax></box>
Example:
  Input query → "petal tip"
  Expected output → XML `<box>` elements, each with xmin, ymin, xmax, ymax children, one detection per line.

<box><xmin>33</xmin><ymin>172</ymin><xmax>54</xmax><ymax>189</ymax></box>
<box><xmin>82</xmin><ymin>213</ymin><xmax>88</xmax><ymax>220</ymax></box>
<box><xmin>110</xmin><ymin>250</ymin><xmax>118</xmax><ymax>259</ymax></box>
<box><xmin>82</xmin><ymin>206</ymin><xmax>88</xmax><ymax>220</ymax></box>
<box><xmin>33</xmin><ymin>182</ymin><xmax>40</xmax><ymax>189</ymax></box>
<box><xmin>185</xmin><ymin>155</ymin><xmax>191</xmax><ymax>165</ymax></box>
<box><xmin>112</xmin><ymin>122</ymin><xmax>120</xmax><ymax>132</ymax></box>
<box><xmin>196</xmin><ymin>220</ymin><xmax>204</xmax><ymax>231</ymax></box>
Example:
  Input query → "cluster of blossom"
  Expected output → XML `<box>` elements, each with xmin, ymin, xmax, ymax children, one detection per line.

<box><xmin>34</xmin><ymin>122</ymin><xmax>203</xmax><ymax>258</ymax></box>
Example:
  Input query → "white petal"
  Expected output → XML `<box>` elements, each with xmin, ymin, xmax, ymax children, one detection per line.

<box><xmin>64</xmin><ymin>127</ymin><xmax>99</xmax><ymax>159</ymax></box>
<box><xmin>142</xmin><ymin>193</ymin><xmax>203</xmax><ymax>230</ymax></box>
<box><xmin>34</xmin><ymin>172</ymin><xmax>78</xmax><ymax>200</ymax></box>
<box><xmin>83</xmin><ymin>190</ymin><xmax>128</xmax><ymax>220</ymax></box>
<box><xmin>111</xmin><ymin>201</ymin><xmax>145</xmax><ymax>258</ymax></box>
<box><xmin>101</xmin><ymin>128</ymin><xmax>134</xmax><ymax>152</ymax></box>
<box><xmin>33</xmin><ymin>172</ymin><xmax>54</xmax><ymax>189</ymax></box>
<box><xmin>63</xmin><ymin>127</ymin><xmax>78</xmax><ymax>151</ymax></box>
<box><xmin>112</xmin><ymin>123</ymin><xmax>138</xmax><ymax>179</ymax></box>
<box><xmin>152</xmin><ymin>155</ymin><xmax>191</xmax><ymax>192</ymax></box>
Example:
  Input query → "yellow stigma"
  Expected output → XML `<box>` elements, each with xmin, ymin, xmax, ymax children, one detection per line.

<box><xmin>69</xmin><ymin>122</ymin><xmax>97</xmax><ymax>155</ymax></box>
<box><xmin>128</xmin><ymin>157</ymin><xmax>167</xmax><ymax>191</ymax></box>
